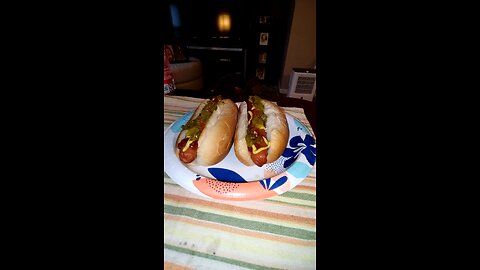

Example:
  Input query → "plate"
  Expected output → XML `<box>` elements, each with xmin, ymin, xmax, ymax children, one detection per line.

<box><xmin>164</xmin><ymin>110</ymin><xmax>316</xmax><ymax>201</ymax></box>
<box><xmin>166</xmin><ymin>110</ymin><xmax>313</xmax><ymax>182</ymax></box>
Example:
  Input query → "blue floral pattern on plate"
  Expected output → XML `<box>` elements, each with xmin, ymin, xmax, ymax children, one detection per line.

<box><xmin>208</xmin><ymin>168</ymin><xmax>248</xmax><ymax>183</ymax></box>
<box><xmin>259</xmin><ymin>176</ymin><xmax>288</xmax><ymax>191</ymax></box>
<box><xmin>282</xmin><ymin>134</ymin><xmax>316</xmax><ymax>168</ymax></box>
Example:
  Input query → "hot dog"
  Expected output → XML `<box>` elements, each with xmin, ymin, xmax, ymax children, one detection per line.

<box><xmin>234</xmin><ymin>96</ymin><xmax>289</xmax><ymax>167</ymax></box>
<box><xmin>175</xmin><ymin>96</ymin><xmax>238</xmax><ymax>166</ymax></box>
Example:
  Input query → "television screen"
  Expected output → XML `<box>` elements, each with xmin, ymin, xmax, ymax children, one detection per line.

<box><xmin>165</xmin><ymin>0</ymin><xmax>249</xmax><ymax>45</ymax></box>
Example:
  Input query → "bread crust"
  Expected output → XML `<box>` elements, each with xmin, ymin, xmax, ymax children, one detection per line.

<box><xmin>176</xmin><ymin>98</ymin><xmax>238</xmax><ymax>166</ymax></box>
<box><xmin>263</xmin><ymin>100</ymin><xmax>289</xmax><ymax>163</ymax></box>
<box><xmin>234</xmin><ymin>99</ymin><xmax>289</xmax><ymax>166</ymax></box>
<box><xmin>234</xmin><ymin>102</ymin><xmax>255</xmax><ymax>166</ymax></box>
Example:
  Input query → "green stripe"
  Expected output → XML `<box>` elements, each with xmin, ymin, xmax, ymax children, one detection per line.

<box><xmin>265</xmin><ymin>194</ymin><xmax>316</xmax><ymax>207</ymax></box>
<box><xmin>279</xmin><ymin>191</ymin><xmax>316</xmax><ymax>201</ymax></box>
<box><xmin>164</xmin><ymin>181</ymin><xmax>178</xmax><ymax>186</ymax></box>
<box><xmin>165</xmin><ymin>243</ymin><xmax>284</xmax><ymax>270</ymax></box>
<box><xmin>265</xmin><ymin>197</ymin><xmax>317</xmax><ymax>208</ymax></box>
<box><xmin>164</xmin><ymin>204</ymin><xmax>316</xmax><ymax>240</ymax></box>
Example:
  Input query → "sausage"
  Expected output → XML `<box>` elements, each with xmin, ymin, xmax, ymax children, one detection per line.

<box><xmin>251</xmin><ymin>149</ymin><xmax>267</xmax><ymax>167</ymax></box>
<box><xmin>179</xmin><ymin>147</ymin><xmax>197</xmax><ymax>163</ymax></box>
<box><xmin>178</xmin><ymin>139</ymin><xmax>198</xmax><ymax>163</ymax></box>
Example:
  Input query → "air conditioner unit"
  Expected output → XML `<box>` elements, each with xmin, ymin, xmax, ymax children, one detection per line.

<box><xmin>287</xmin><ymin>68</ymin><xmax>316</xmax><ymax>101</ymax></box>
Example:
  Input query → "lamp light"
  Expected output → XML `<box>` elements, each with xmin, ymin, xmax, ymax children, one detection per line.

<box><xmin>217</xmin><ymin>12</ymin><xmax>231</xmax><ymax>33</ymax></box>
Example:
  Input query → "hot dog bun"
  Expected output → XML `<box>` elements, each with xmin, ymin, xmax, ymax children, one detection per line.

<box><xmin>176</xmin><ymin>98</ymin><xmax>238</xmax><ymax>166</ymax></box>
<box><xmin>234</xmin><ymin>98</ymin><xmax>289</xmax><ymax>166</ymax></box>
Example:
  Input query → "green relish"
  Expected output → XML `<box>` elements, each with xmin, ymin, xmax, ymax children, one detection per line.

<box><xmin>182</xmin><ymin>96</ymin><xmax>222</xmax><ymax>141</ymax></box>
<box><xmin>250</xmin><ymin>96</ymin><xmax>264</xmax><ymax>111</ymax></box>
<box><xmin>246</xmin><ymin>96</ymin><xmax>267</xmax><ymax>148</ymax></box>
<box><xmin>251</xmin><ymin>117</ymin><xmax>264</xmax><ymax>128</ymax></box>
<box><xmin>246</xmin><ymin>132</ymin><xmax>264</xmax><ymax>147</ymax></box>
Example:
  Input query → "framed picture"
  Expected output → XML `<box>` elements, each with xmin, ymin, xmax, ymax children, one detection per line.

<box><xmin>258</xmin><ymin>52</ymin><xmax>267</xmax><ymax>64</ymax></box>
<box><xmin>259</xmin><ymin>33</ymin><xmax>269</xmax><ymax>46</ymax></box>
<box><xmin>256</xmin><ymin>67</ymin><xmax>265</xmax><ymax>80</ymax></box>
<box><xmin>259</xmin><ymin>16</ymin><xmax>270</xmax><ymax>25</ymax></box>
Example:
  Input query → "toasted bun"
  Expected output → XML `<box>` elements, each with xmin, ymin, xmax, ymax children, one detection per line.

<box><xmin>234</xmin><ymin>99</ymin><xmax>289</xmax><ymax>166</ymax></box>
<box><xmin>176</xmin><ymin>98</ymin><xmax>238</xmax><ymax>166</ymax></box>
<box><xmin>234</xmin><ymin>102</ymin><xmax>253</xmax><ymax>166</ymax></box>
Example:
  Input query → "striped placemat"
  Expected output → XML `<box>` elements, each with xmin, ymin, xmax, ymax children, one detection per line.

<box><xmin>164</xmin><ymin>96</ymin><xmax>317</xmax><ymax>270</ymax></box>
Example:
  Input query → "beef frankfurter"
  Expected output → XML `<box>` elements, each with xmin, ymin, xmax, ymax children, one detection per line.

<box><xmin>234</xmin><ymin>95</ymin><xmax>289</xmax><ymax>167</ymax></box>
<box><xmin>175</xmin><ymin>96</ymin><xmax>238</xmax><ymax>166</ymax></box>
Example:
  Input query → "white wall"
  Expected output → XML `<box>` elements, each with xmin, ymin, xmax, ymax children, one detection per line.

<box><xmin>279</xmin><ymin>0</ymin><xmax>316</xmax><ymax>93</ymax></box>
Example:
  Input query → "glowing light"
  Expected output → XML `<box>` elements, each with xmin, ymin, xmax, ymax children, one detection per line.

<box><xmin>217</xmin><ymin>12</ymin><xmax>231</xmax><ymax>33</ymax></box>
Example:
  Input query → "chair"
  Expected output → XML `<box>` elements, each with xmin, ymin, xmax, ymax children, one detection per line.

<box><xmin>169</xmin><ymin>57</ymin><xmax>203</xmax><ymax>91</ymax></box>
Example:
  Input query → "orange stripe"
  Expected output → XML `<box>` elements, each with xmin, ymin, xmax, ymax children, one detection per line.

<box><xmin>291</xmin><ymin>185</ymin><xmax>316</xmax><ymax>192</ymax></box>
<box><xmin>165</xmin><ymin>213</ymin><xmax>316</xmax><ymax>247</ymax></box>
<box><xmin>302</xmin><ymin>178</ymin><xmax>316</xmax><ymax>184</ymax></box>
<box><xmin>164</xmin><ymin>261</ymin><xmax>194</xmax><ymax>270</ymax></box>
<box><xmin>164</xmin><ymin>193</ymin><xmax>316</xmax><ymax>226</ymax></box>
